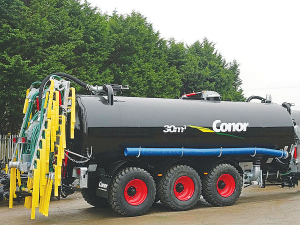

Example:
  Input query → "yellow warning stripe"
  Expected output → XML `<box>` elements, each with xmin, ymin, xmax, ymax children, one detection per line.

<box><xmin>188</xmin><ymin>125</ymin><xmax>215</xmax><ymax>133</ymax></box>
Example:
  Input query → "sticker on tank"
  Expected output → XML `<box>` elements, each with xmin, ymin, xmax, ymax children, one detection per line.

<box><xmin>188</xmin><ymin>120</ymin><xmax>249</xmax><ymax>139</ymax></box>
<box><xmin>163</xmin><ymin>120</ymin><xmax>249</xmax><ymax>139</ymax></box>
<box><xmin>212</xmin><ymin>120</ymin><xmax>249</xmax><ymax>132</ymax></box>
<box><xmin>163</xmin><ymin>125</ymin><xmax>187</xmax><ymax>133</ymax></box>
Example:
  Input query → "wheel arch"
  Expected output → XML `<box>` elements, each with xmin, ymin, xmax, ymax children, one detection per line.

<box><xmin>201</xmin><ymin>159</ymin><xmax>243</xmax><ymax>178</ymax></box>
<box><xmin>153</xmin><ymin>159</ymin><xmax>201</xmax><ymax>176</ymax></box>
<box><xmin>105</xmin><ymin>160</ymin><xmax>153</xmax><ymax>177</ymax></box>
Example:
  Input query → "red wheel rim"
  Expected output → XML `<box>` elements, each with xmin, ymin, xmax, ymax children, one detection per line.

<box><xmin>217</xmin><ymin>174</ymin><xmax>235</xmax><ymax>197</ymax></box>
<box><xmin>124</xmin><ymin>179</ymin><xmax>148</xmax><ymax>206</ymax></box>
<box><xmin>173</xmin><ymin>176</ymin><xmax>195</xmax><ymax>201</ymax></box>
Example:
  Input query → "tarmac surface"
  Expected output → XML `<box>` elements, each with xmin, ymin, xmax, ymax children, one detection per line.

<box><xmin>1</xmin><ymin>185</ymin><xmax>300</xmax><ymax>225</ymax></box>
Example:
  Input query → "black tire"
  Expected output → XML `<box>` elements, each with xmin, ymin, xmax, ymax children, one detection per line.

<box><xmin>158</xmin><ymin>165</ymin><xmax>201</xmax><ymax>211</ymax></box>
<box><xmin>154</xmin><ymin>177</ymin><xmax>161</xmax><ymax>203</ymax></box>
<box><xmin>82</xmin><ymin>178</ymin><xmax>109</xmax><ymax>208</ymax></box>
<box><xmin>202</xmin><ymin>163</ymin><xmax>242</xmax><ymax>206</ymax></box>
<box><xmin>108</xmin><ymin>167</ymin><xmax>156</xmax><ymax>216</ymax></box>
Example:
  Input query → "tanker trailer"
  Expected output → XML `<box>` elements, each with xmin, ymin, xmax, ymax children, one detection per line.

<box><xmin>7</xmin><ymin>73</ymin><xmax>299</xmax><ymax>218</ymax></box>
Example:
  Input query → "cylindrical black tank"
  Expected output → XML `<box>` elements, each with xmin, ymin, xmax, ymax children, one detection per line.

<box><xmin>72</xmin><ymin>95</ymin><xmax>294</xmax><ymax>160</ymax></box>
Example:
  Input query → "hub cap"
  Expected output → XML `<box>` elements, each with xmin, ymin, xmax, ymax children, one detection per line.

<box><xmin>217</xmin><ymin>174</ymin><xmax>235</xmax><ymax>197</ymax></box>
<box><xmin>173</xmin><ymin>176</ymin><xmax>195</xmax><ymax>201</ymax></box>
<box><xmin>124</xmin><ymin>179</ymin><xmax>148</xmax><ymax>205</ymax></box>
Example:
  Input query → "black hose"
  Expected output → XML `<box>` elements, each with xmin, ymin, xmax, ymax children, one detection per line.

<box><xmin>38</xmin><ymin>73</ymin><xmax>88</xmax><ymax>107</ymax></box>
<box><xmin>274</xmin><ymin>157</ymin><xmax>290</xmax><ymax>169</ymax></box>
<box><xmin>282</xmin><ymin>102</ymin><xmax>291</xmax><ymax>115</ymax></box>
<box><xmin>246</xmin><ymin>95</ymin><xmax>266</xmax><ymax>103</ymax></box>
<box><xmin>104</xmin><ymin>84</ymin><xmax>114</xmax><ymax>105</ymax></box>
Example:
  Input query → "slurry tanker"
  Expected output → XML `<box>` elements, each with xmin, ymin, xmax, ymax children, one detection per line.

<box><xmin>1</xmin><ymin>73</ymin><xmax>300</xmax><ymax>218</ymax></box>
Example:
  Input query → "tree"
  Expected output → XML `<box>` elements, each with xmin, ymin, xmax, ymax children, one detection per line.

<box><xmin>167</xmin><ymin>38</ymin><xmax>187</xmax><ymax>72</ymax></box>
<box><xmin>175</xmin><ymin>38</ymin><xmax>244</xmax><ymax>101</ymax></box>
<box><xmin>107</xmin><ymin>12</ymin><xmax>181</xmax><ymax>98</ymax></box>
<box><xmin>0</xmin><ymin>1</ymin><xmax>244</xmax><ymax>133</ymax></box>
<box><xmin>0</xmin><ymin>0</ymin><xmax>113</xmax><ymax>133</ymax></box>
<box><xmin>0</xmin><ymin>0</ymin><xmax>33</xmax><ymax>132</ymax></box>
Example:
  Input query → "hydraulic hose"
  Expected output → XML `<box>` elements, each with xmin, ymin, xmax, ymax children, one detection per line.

<box><xmin>246</xmin><ymin>96</ymin><xmax>291</xmax><ymax>115</ymax></box>
<box><xmin>282</xmin><ymin>102</ymin><xmax>291</xmax><ymax>115</ymax></box>
<box><xmin>104</xmin><ymin>84</ymin><xmax>114</xmax><ymax>105</ymax></box>
<box><xmin>38</xmin><ymin>73</ymin><xmax>88</xmax><ymax>106</ymax></box>
<box><xmin>246</xmin><ymin>96</ymin><xmax>266</xmax><ymax>103</ymax></box>
<box><xmin>124</xmin><ymin>147</ymin><xmax>288</xmax><ymax>158</ymax></box>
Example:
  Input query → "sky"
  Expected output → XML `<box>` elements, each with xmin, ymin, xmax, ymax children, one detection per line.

<box><xmin>87</xmin><ymin>0</ymin><xmax>300</xmax><ymax>109</ymax></box>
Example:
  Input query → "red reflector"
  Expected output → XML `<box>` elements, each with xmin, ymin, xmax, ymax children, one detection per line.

<box><xmin>13</xmin><ymin>138</ymin><xmax>17</xmax><ymax>143</ymax></box>
<box><xmin>76</xmin><ymin>168</ymin><xmax>81</xmax><ymax>175</ymax></box>
<box><xmin>63</xmin><ymin>151</ymin><xmax>69</xmax><ymax>178</ymax></box>
<box><xmin>36</xmin><ymin>97</ymin><xmax>40</xmax><ymax>111</ymax></box>
<box><xmin>59</xmin><ymin>91</ymin><xmax>62</xmax><ymax>106</ymax></box>
<box><xmin>21</xmin><ymin>137</ymin><xmax>26</xmax><ymax>143</ymax></box>
<box><xmin>294</xmin><ymin>146</ymin><xmax>297</xmax><ymax>159</ymax></box>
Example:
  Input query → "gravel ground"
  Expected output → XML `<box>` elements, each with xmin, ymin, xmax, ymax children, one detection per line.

<box><xmin>1</xmin><ymin>185</ymin><xmax>300</xmax><ymax>225</ymax></box>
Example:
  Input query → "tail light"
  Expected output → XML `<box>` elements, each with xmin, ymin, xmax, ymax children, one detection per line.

<box><xmin>12</xmin><ymin>137</ymin><xmax>27</xmax><ymax>144</ymax></box>
<box><xmin>21</xmin><ymin>137</ymin><xmax>27</xmax><ymax>143</ymax></box>
<box><xmin>76</xmin><ymin>168</ymin><xmax>81</xmax><ymax>175</ymax></box>
<box><xmin>294</xmin><ymin>146</ymin><xmax>297</xmax><ymax>159</ymax></box>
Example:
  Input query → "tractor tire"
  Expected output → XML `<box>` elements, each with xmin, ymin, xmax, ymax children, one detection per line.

<box><xmin>108</xmin><ymin>167</ymin><xmax>156</xmax><ymax>216</ymax></box>
<box><xmin>158</xmin><ymin>165</ymin><xmax>201</xmax><ymax>211</ymax></box>
<box><xmin>202</xmin><ymin>163</ymin><xmax>242</xmax><ymax>206</ymax></box>
<box><xmin>82</xmin><ymin>178</ymin><xmax>109</xmax><ymax>208</ymax></box>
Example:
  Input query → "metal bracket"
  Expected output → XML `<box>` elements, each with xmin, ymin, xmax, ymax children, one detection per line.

<box><xmin>136</xmin><ymin>146</ymin><xmax>141</xmax><ymax>158</ymax></box>
<box><xmin>218</xmin><ymin>147</ymin><xmax>222</xmax><ymax>157</ymax></box>
<box><xmin>65</xmin><ymin>149</ymin><xmax>89</xmax><ymax>160</ymax></box>
<box><xmin>251</xmin><ymin>147</ymin><xmax>257</xmax><ymax>157</ymax></box>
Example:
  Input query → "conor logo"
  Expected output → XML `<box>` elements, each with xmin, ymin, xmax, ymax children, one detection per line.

<box><xmin>188</xmin><ymin>120</ymin><xmax>249</xmax><ymax>139</ymax></box>
<box><xmin>212</xmin><ymin>120</ymin><xmax>249</xmax><ymax>132</ymax></box>
<box><xmin>98</xmin><ymin>181</ymin><xmax>108</xmax><ymax>190</ymax></box>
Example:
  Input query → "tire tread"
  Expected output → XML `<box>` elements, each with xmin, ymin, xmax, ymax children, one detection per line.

<box><xmin>202</xmin><ymin>163</ymin><xmax>242</xmax><ymax>206</ymax></box>
<box><xmin>109</xmin><ymin>167</ymin><xmax>155</xmax><ymax>216</ymax></box>
<box><xmin>158</xmin><ymin>165</ymin><xmax>201</xmax><ymax>210</ymax></box>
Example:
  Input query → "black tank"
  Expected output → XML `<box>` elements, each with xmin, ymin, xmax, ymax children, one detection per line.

<box><xmin>71</xmin><ymin>95</ymin><xmax>294</xmax><ymax>160</ymax></box>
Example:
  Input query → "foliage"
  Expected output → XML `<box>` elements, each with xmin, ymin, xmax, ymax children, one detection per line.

<box><xmin>106</xmin><ymin>12</ymin><xmax>181</xmax><ymax>98</ymax></box>
<box><xmin>167</xmin><ymin>39</ymin><xmax>244</xmax><ymax>101</ymax></box>
<box><xmin>0</xmin><ymin>0</ymin><xmax>244</xmax><ymax>133</ymax></box>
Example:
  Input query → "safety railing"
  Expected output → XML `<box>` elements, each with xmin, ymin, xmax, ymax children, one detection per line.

<box><xmin>0</xmin><ymin>134</ymin><xmax>17</xmax><ymax>161</ymax></box>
